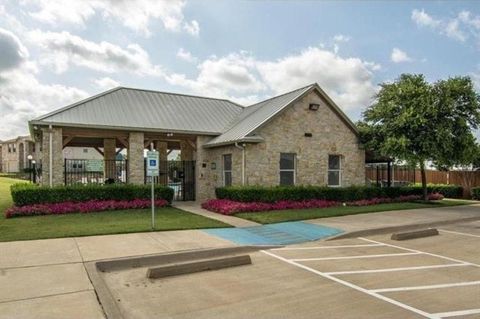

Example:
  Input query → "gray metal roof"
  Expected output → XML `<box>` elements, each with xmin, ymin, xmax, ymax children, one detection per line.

<box><xmin>203</xmin><ymin>84</ymin><xmax>314</xmax><ymax>147</ymax></box>
<box><xmin>30</xmin><ymin>87</ymin><xmax>244</xmax><ymax>135</ymax></box>
<box><xmin>30</xmin><ymin>83</ymin><xmax>359</xmax><ymax>147</ymax></box>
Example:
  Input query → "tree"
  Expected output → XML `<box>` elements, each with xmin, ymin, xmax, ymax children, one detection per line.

<box><xmin>358</xmin><ymin>74</ymin><xmax>480</xmax><ymax>200</ymax></box>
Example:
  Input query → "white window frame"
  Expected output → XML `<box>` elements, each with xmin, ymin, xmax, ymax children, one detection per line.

<box><xmin>327</xmin><ymin>154</ymin><xmax>342</xmax><ymax>187</ymax></box>
<box><xmin>223</xmin><ymin>154</ymin><xmax>232</xmax><ymax>186</ymax></box>
<box><xmin>279</xmin><ymin>153</ymin><xmax>296</xmax><ymax>186</ymax></box>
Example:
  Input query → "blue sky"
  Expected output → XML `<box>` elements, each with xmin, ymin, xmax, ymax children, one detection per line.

<box><xmin>0</xmin><ymin>0</ymin><xmax>479</xmax><ymax>139</ymax></box>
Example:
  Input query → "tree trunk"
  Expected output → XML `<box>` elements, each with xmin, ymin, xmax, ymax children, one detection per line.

<box><xmin>420</xmin><ymin>161</ymin><xmax>428</xmax><ymax>201</ymax></box>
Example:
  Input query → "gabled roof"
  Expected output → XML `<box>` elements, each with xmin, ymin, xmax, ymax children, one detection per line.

<box><xmin>30</xmin><ymin>87</ymin><xmax>243</xmax><ymax>135</ymax></box>
<box><xmin>29</xmin><ymin>83</ymin><xmax>359</xmax><ymax>147</ymax></box>
<box><xmin>203</xmin><ymin>83</ymin><xmax>359</xmax><ymax>148</ymax></box>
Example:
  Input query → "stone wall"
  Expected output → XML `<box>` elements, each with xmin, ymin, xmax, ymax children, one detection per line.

<box><xmin>41</xmin><ymin>127</ymin><xmax>64</xmax><ymax>186</ymax></box>
<box><xmin>196</xmin><ymin>89</ymin><xmax>365</xmax><ymax>201</ymax></box>
<box><xmin>127</xmin><ymin>132</ymin><xmax>145</xmax><ymax>184</ymax></box>
<box><xmin>244</xmin><ymin>90</ymin><xmax>365</xmax><ymax>186</ymax></box>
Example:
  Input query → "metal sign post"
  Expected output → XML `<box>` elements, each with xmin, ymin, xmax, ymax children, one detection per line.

<box><xmin>146</xmin><ymin>146</ymin><xmax>159</xmax><ymax>230</ymax></box>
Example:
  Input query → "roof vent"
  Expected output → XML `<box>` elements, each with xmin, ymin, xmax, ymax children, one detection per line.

<box><xmin>309</xmin><ymin>103</ymin><xmax>320</xmax><ymax>111</ymax></box>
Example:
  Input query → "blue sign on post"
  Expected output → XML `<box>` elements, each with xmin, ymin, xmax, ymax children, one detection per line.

<box><xmin>146</xmin><ymin>151</ymin><xmax>159</xmax><ymax>177</ymax></box>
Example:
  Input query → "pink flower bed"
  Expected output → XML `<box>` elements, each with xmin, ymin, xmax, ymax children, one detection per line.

<box><xmin>5</xmin><ymin>199</ymin><xmax>169</xmax><ymax>218</ymax></box>
<box><xmin>202</xmin><ymin>193</ymin><xmax>444</xmax><ymax>215</ymax></box>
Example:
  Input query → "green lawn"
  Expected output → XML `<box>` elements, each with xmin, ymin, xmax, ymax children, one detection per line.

<box><xmin>0</xmin><ymin>177</ymin><xmax>229</xmax><ymax>242</ymax></box>
<box><xmin>235</xmin><ymin>199</ymin><xmax>473</xmax><ymax>224</ymax></box>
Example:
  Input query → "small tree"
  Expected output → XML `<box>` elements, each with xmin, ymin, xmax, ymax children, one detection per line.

<box><xmin>359</xmin><ymin>74</ymin><xmax>480</xmax><ymax>200</ymax></box>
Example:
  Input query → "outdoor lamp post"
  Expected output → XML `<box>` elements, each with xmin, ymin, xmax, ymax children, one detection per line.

<box><xmin>27</xmin><ymin>155</ymin><xmax>33</xmax><ymax>182</ymax></box>
<box><xmin>31</xmin><ymin>160</ymin><xmax>36</xmax><ymax>184</ymax></box>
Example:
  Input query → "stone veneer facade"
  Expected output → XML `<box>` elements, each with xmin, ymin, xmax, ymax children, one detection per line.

<box><xmin>196</xmin><ymin>90</ymin><xmax>365</xmax><ymax>201</ymax></box>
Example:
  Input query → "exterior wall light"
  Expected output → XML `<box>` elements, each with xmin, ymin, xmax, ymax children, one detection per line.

<box><xmin>166</xmin><ymin>132</ymin><xmax>173</xmax><ymax>137</ymax></box>
<box><xmin>309</xmin><ymin>103</ymin><xmax>320</xmax><ymax>111</ymax></box>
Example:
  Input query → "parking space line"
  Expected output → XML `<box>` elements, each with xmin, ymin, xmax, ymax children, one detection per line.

<box><xmin>261</xmin><ymin>250</ymin><xmax>435</xmax><ymax>318</ymax></box>
<box><xmin>433</xmin><ymin>308</ymin><xmax>480</xmax><ymax>318</ymax></box>
<box><xmin>325</xmin><ymin>263</ymin><xmax>469</xmax><ymax>275</ymax></box>
<box><xmin>371</xmin><ymin>280</ymin><xmax>480</xmax><ymax>293</ymax></box>
<box><xmin>272</xmin><ymin>244</ymin><xmax>383</xmax><ymax>250</ymax></box>
<box><xmin>291</xmin><ymin>252</ymin><xmax>420</xmax><ymax>262</ymax></box>
<box><xmin>439</xmin><ymin>229</ymin><xmax>480</xmax><ymax>238</ymax></box>
<box><xmin>359</xmin><ymin>238</ymin><xmax>480</xmax><ymax>267</ymax></box>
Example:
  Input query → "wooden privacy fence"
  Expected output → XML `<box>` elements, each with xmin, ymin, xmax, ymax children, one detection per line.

<box><xmin>365</xmin><ymin>165</ymin><xmax>480</xmax><ymax>197</ymax></box>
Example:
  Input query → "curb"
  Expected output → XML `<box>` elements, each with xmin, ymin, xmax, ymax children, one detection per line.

<box><xmin>326</xmin><ymin>216</ymin><xmax>480</xmax><ymax>240</ymax></box>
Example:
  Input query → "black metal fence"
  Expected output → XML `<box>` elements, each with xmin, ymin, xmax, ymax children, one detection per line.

<box><xmin>64</xmin><ymin>159</ymin><xmax>128</xmax><ymax>185</ymax></box>
<box><xmin>145</xmin><ymin>160</ymin><xmax>195</xmax><ymax>201</ymax></box>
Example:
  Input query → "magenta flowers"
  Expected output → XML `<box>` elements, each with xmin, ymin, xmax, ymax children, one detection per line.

<box><xmin>201</xmin><ymin>193</ymin><xmax>444</xmax><ymax>215</ymax></box>
<box><xmin>5</xmin><ymin>199</ymin><xmax>169</xmax><ymax>218</ymax></box>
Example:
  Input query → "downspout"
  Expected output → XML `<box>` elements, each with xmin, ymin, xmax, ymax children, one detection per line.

<box><xmin>234</xmin><ymin>142</ymin><xmax>246</xmax><ymax>185</ymax></box>
<box><xmin>49</xmin><ymin>125</ymin><xmax>53</xmax><ymax>187</ymax></box>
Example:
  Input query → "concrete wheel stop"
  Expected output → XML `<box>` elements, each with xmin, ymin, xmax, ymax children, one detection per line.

<box><xmin>391</xmin><ymin>228</ymin><xmax>439</xmax><ymax>241</ymax></box>
<box><xmin>86</xmin><ymin>245</ymin><xmax>280</xmax><ymax>319</ymax></box>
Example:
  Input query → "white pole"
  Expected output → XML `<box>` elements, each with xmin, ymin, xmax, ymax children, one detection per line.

<box><xmin>151</xmin><ymin>142</ymin><xmax>155</xmax><ymax>230</ymax></box>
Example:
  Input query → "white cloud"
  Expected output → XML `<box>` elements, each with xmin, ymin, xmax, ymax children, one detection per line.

<box><xmin>183</xmin><ymin>20</ymin><xmax>200</xmax><ymax>36</ymax></box>
<box><xmin>167</xmin><ymin>47</ymin><xmax>379</xmax><ymax>110</ymax></box>
<box><xmin>176</xmin><ymin>48</ymin><xmax>197</xmax><ymax>63</ymax></box>
<box><xmin>412</xmin><ymin>9</ymin><xmax>480</xmax><ymax>45</ymax></box>
<box><xmin>27</xmin><ymin>30</ymin><xmax>163</xmax><ymax>76</ymax></box>
<box><xmin>411</xmin><ymin>9</ymin><xmax>440</xmax><ymax>28</ymax></box>
<box><xmin>390</xmin><ymin>48</ymin><xmax>413</xmax><ymax>63</ymax></box>
<box><xmin>23</xmin><ymin>0</ymin><xmax>199</xmax><ymax>37</ymax></box>
<box><xmin>166</xmin><ymin>52</ymin><xmax>266</xmax><ymax>98</ymax></box>
<box><xmin>0</xmin><ymin>28</ymin><xmax>29</xmax><ymax>71</ymax></box>
<box><xmin>93</xmin><ymin>77</ymin><xmax>120</xmax><ymax>90</ymax></box>
<box><xmin>256</xmin><ymin>47</ymin><xmax>379</xmax><ymax>110</ymax></box>
<box><xmin>333</xmin><ymin>34</ymin><xmax>350</xmax><ymax>42</ymax></box>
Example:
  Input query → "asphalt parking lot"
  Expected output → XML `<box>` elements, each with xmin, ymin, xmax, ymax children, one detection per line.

<box><xmin>103</xmin><ymin>221</ymin><xmax>480</xmax><ymax>319</ymax></box>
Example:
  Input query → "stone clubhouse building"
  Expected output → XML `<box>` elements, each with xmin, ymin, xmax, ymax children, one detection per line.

<box><xmin>29</xmin><ymin>83</ymin><xmax>365</xmax><ymax>201</ymax></box>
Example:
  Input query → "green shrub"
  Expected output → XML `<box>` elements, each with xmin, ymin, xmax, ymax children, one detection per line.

<box><xmin>215</xmin><ymin>184</ymin><xmax>463</xmax><ymax>203</ymax></box>
<box><xmin>11</xmin><ymin>183</ymin><xmax>174</xmax><ymax>207</ymax></box>
<box><xmin>472</xmin><ymin>187</ymin><xmax>480</xmax><ymax>200</ymax></box>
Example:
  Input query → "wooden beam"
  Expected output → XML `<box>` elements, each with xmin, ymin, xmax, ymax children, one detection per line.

<box><xmin>116</xmin><ymin>148</ymin><xmax>124</xmax><ymax>155</ymax></box>
<box><xmin>167</xmin><ymin>149</ymin><xmax>173</xmax><ymax>155</ymax></box>
<box><xmin>62</xmin><ymin>136</ymin><xmax>75</xmax><ymax>149</ymax></box>
<box><xmin>117</xmin><ymin>137</ymin><xmax>128</xmax><ymax>148</ymax></box>
<box><xmin>144</xmin><ymin>138</ymin><xmax>153</xmax><ymax>149</ymax></box>
<box><xmin>61</xmin><ymin>127</ymin><xmax>129</xmax><ymax>139</ymax></box>
<box><xmin>187</xmin><ymin>140</ymin><xmax>196</xmax><ymax>151</ymax></box>
<box><xmin>94</xmin><ymin>147</ymin><xmax>104</xmax><ymax>156</ymax></box>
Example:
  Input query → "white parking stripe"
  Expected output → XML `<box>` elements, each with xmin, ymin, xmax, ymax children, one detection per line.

<box><xmin>325</xmin><ymin>263</ymin><xmax>469</xmax><ymax>275</ymax></box>
<box><xmin>359</xmin><ymin>238</ymin><xmax>480</xmax><ymax>267</ymax></box>
<box><xmin>434</xmin><ymin>308</ymin><xmax>480</xmax><ymax>318</ymax></box>
<box><xmin>261</xmin><ymin>250</ymin><xmax>436</xmax><ymax>319</ymax></box>
<box><xmin>291</xmin><ymin>252</ymin><xmax>420</xmax><ymax>262</ymax></box>
<box><xmin>439</xmin><ymin>229</ymin><xmax>480</xmax><ymax>238</ymax></box>
<box><xmin>272</xmin><ymin>244</ymin><xmax>383</xmax><ymax>250</ymax></box>
<box><xmin>371</xmin><ymin>280</ymin><xmax>480</xmax><ymax>293</ymax></box>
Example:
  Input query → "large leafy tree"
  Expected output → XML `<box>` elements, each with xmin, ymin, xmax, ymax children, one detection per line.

<box><xmin>359</xmin><ymin>74</ymin><xmax>480</xmax><ymax>200</ymax></box>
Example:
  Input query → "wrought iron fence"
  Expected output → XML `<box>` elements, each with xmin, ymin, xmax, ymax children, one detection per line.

<box><xmin>145</xmin><ymin>160</ymin><xmax>195</xmax><ymax>201</ymax></box>
<box><xmin>64</xmin><ymin>159</ymin><xmax>128</xmax><ymax>185</ymax></box>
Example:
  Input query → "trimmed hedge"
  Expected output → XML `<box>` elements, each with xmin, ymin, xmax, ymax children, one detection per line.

<box><xmin>472</xmin><ymin>187</ymin><xmax>480</xmax><ymax>200</ymax></box>
<box><xmin>215</xmin><ymin>184</ymin><xmax>463</xmax><ymax>203</ymax></box>
<box><xmin>11</xmin><ymin>183</ymin><xmax>174</xmax><ymax>207</ymax></box>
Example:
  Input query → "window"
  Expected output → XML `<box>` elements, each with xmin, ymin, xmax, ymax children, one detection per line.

<box><xmin>328</xmin><ymin>155</ymin><xmax>341</xmax><ymax>187</ymax></box>
<box><xmin>223</xmin><ymin>154</ymin><xmax>232</xmax><ymax>186</ymax></box>
<box><xmin>7</xmin><ymin>145</ymin><xmax>11</xmax><ymax>153</ymax></box>
<box><xmin>280</xmin><ymin>153</ymin><xmax>296</xmax><ymax>186</ymax></box>
<box><xmin>12</xmin><ymin>144</ymin><xmax>16</xmax><ymax>153</ymax></box>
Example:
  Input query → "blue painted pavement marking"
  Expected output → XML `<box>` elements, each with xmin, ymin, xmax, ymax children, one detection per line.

<box><xmin>203</xmin><ymin>221</ymin><xmax>343</xmax><ymax>245</ymax></box>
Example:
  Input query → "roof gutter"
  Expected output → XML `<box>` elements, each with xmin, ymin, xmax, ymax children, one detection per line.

<box><xmin>203</xmin><ymin>136</ymin><xmax>264</xmax><ymax>149</ymax></box>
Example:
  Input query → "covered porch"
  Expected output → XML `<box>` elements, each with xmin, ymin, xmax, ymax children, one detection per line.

<box><xmin>36</xmin><ymin>126</ymin><xmax>198</xmax><ymax>200</ymax></box>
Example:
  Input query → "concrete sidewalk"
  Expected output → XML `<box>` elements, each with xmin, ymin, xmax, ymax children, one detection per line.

<box><xmin>307</xmin><ymin>202</ymin><xmax>480</xmax><ymax>238</ymax></box>
<box><xmin>0</xmin><ymin>230</ymin><xmax>234</xmax><ymax>319</ymax></box>
<box><xmin>173</xmin><ymin>201</ymin><xmax>260</xmax><ymax>227</ymax></box>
